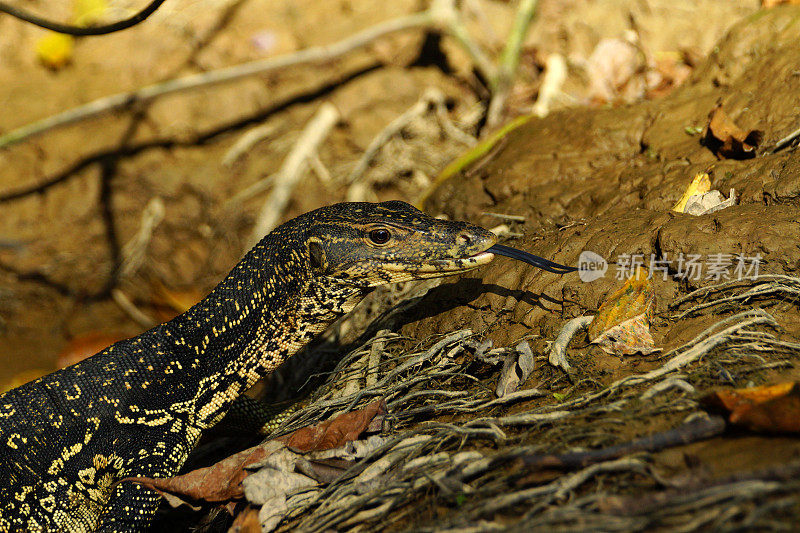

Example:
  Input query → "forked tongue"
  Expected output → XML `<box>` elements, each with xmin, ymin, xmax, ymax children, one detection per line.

<box><xmin>487</xmin><ymin>244</ymin><xmax>577</xmax><ymax>274</ymax></box>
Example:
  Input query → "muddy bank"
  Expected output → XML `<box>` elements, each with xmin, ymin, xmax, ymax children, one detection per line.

<box><xmin>412</xmin><ymin>6</ymin><xmax>800</xmax><ymax>349</ymax></box>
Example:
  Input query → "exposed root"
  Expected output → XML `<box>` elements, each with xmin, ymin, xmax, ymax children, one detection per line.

<box><xmin>238</xmin><ymin>294</ymin><xmax>800</xmax><ymax>532</ymax></box>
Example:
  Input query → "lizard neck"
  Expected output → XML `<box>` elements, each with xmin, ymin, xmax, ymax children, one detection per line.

<box><xmin>158</xmin><ymin>223</ymin><xmax>366</xmax><ymax>429</ymax></box>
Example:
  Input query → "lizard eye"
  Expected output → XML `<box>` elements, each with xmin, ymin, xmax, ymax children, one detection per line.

<box><xmin>368</xmin><ymin>228</ymin><xmax>392</xmax><ymax>245</ymax></box>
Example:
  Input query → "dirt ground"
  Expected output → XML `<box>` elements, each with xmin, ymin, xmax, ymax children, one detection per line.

<box><xmin>4</xmin><ymin>0</ymin><xmax>800</xmax><ymax>530</ymax></box>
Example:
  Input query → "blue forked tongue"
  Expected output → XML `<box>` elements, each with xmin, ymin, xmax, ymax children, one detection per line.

<box><xmin>488</xmin><ymin>244</ymin><xmax>578</xmax><ymax>274</ymax></box>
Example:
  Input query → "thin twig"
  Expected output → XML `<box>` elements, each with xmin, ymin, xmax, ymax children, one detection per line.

<box><xmin>248</xmin><ymin>103</ymin><xmax>340</xmax><ymax>248</ymax></box>
<box><xmin>226</xmin><ymin>174</ymin><xmax>276</xmax><ymax>207</ymax></box>
<box><xmin>221</xmin><ymin>123</ymin><xmax>278</xmax><ymax>167</ymax></box>
<box><xmin>345</xmin><ymin>87</ymin><xmax>475</xmax><ymax>201</ymax></box>
<box><xmin>585</xmin><ymin>310</ymin><xmax>776</xmax><ymax>402</ymax></box>
<box><xmin>430</xmin><ymin>0</ymin><xmax>496</xmax><ymax>84</ymax></box>
<box><xmin>346</xmin><ymin>88</ymin><xmax>454</xmax><ymax>191</ymax></box>
<box><xmin>0</xmin><ymin>12</ymin><xmax>433</xmax><ymax>149</ymax></box>
<box><xmin>516</xmin><ymin>414</ymin><xmax>724</xmax><ymax>470</ymax></box>
<box><xmin>366</xmin><ymin>332</ymin><xmax>387</xmax><ymax>389</ymax></box>
<box><xmin>486</xmin><ymin>0</ymin><xmax>539</xmax><ymax>127</ymax></box>
<box><xmin>119</xmin><ymin>197</ymin><xmax>165</xmax><ymax>279</ymax></box>
<box><xmin>308</xmin><ymin>155</ymin><xmax>333</xmax><ymax>185</ymax></box>
<box><xmin>772</xmin><ymin>125</ymin><xmax>800</xmax><ymax>153</ymax></box>
<box><xmin>111</xmin><ymin>288</ymin><xmax>156</xmax><ymax>328</ymax></box>
<box><xmin>463</xmin><ymin>0</ymin><xmax>500</xmax><ymax>46</ymax></box>
<box><xmin>345</xmin><ymin>92</ymin><xmax>435</xmax><ymax>186</ymax></box>
<box><xmin>480</xmin><ymin>212</ymin><xmax>526</xmax><ymax>222</ymax></box>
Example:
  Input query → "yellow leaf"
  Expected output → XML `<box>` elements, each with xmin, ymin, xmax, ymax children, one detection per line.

<box><xmin>589</xmin><ymin>266</ymin><xmax>658</xmax><ymax>355</ymax></box>
<box><xmin>36</xmin><ymin>32</ymin><xmax>75</xmax><ymax>69</ymax></box>
<box><xmin>672</xmin><ymin>172</ymin><xmax>711</xmax><ymax>213</ymax></box>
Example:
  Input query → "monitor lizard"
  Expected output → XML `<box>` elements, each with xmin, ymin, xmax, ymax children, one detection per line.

<box><xmin>0</xmin><ymin>201</ymin><xmax>498</xmax><ymax>531</ymax></box>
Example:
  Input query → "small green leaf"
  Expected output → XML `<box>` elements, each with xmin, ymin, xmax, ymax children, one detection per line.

<box><xmin>552</xmin><ymin>392</ymin><xmax>567</xmax><ymax>401</ymax></box>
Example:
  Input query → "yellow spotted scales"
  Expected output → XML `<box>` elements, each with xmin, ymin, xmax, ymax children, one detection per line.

<box><xmin>0</xmin><ymin>201</ymin><xmax>496</xmax><ymax>532</ymax></box>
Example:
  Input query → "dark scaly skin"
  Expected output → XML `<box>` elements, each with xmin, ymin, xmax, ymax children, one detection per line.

<box><xmin>0</xmin><ymin>201</ymin><xmax>496</xmax><ymax>532</ymax></box>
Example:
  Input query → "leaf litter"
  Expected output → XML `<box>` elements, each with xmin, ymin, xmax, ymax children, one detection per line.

<box><xmin>122</xmin><ymin>400</ymin><xmax>387</xmax><ymax>512</ymax></box>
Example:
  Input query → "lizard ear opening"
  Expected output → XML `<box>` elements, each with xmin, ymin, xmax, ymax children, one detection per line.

<box><xmin>308</xmin><ymin>239</ymin><xmax>327</xmax><ymax>273</ymax></box>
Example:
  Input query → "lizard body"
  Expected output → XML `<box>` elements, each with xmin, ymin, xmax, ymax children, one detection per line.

<box><xmin>0</xmin><ymin>201</ymin><xmax>496</xmax><ymax>531</ymax></box>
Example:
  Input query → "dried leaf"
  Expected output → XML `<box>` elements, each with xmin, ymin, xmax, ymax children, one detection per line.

<box><xmin>683</xmin><ymin>188</ymin><xmax>737</xmax><ymax>216</ymax></box>
<box><xmin>279</xmin><ymin>399</ymin><xmax>387</xmax><ymax>452</ymax></box>
<box><xmin>119</xmin><ymin>440</ymin><xmax>284</xmax><ymax>506</ymax></box>
<box><xmin>257</xmin><ymin>495</ymin><xmax>292</xmax><ymax>533</ymax></box>
<box><xmin>672</xmin><ymin>172</ymin><xmax>711</xmax><ymax>213</ymax></box>
<box><xmin>295</xmin><ymin>458</ymin><xmax>350</xmax><ymax>484</ymax></box>
<box><xmin>589</xmin><ymin>266</ymin><xmax>658</xmax><ymax>355</ymax></box>
<box><xmin>647</xmin><ymin>51</ymin><xmax>693</xmax><ymax>99</ymax></box>
<box><xmin>119</xmin><ymin>401</ymin><xmax>385</xmax><ymax>510</ymax></box>
<box><xmin>703</xmin><ymin>104</ymin><xmax>763</xmax><ymax>159</ymax></box>
<box><xmin>496</xmin><ymin>341</ymin><xmax>536</xmax><ymax>397</ymax></box>
<box><xmin>591</xmin><ymin>314</ymin><xmax>658</xmax><ymax>356</ymax></box>
<box><xmin>586</xmin><ymin>37</ymin><xmax>647</xmax><ymax>104</ymax></box>
<box><xmin>241</xmin><ymin>466</ymin><xmax>315</xmax><ymax>505</ymax></box>
<box><xmin>57</xmin><ymin>332</ymin><xmax>125</xmax><ymax>368</ymax></box>
<box><xmin>702</xmin><ymin>382</ymin><xmax>800</xmax><ymax>433</ymax></box>
<box><xmin>588</xmin><ymin>266</ymin><xmax>654</xmax><ymax>338</ymax></box>
<box><xmin>306</xmin><ymin>434</ymin><xmax>388</xmax><ymax>463</ymax></box>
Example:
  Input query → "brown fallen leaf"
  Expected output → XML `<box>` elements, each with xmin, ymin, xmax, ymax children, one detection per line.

<box><xmin>702</xmin><ymin>104</ymin><xmax>763</xmax><ymax>159</ymax></box>
<box><xmin>119</xmin><ymin>441</ymin><xmax>284</xmax><ymax>508</ymax></box>
<box><xmin>589</xmin><ymin>266</ymin><xmax>658</xmax><ymax>355</ymax></box>
<box><xmin>119</xmin><ymin>399</ymin><xmax>387</xmax><ymax>508</ymax></box>
<box><xmin>702</xmin><ymin>382</ymin><xmax>800</xmax><ymax>433</ymax></box>
<box><xmin>279</xmin><ymin>399</ymin><xmax>387</xmax><ymax>452</ymax></box>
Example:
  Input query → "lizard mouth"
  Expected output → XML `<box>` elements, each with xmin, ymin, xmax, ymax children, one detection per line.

<box><xmin>386</xmin><ymin>250</ymin><xmax>496</xmax><ymax>275</ymax></box>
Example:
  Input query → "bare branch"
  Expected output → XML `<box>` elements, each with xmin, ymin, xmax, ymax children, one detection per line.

<box><xmin>0</xmin><ymin>0</ymin><xmax>167</xmax><ymax>36</ymax></box>
<box><xmin>247</xmin><ymin>103</ymin><xmax>340</xmax><ymax>249</ymax></box>
<box><xmin>0</xmin><ymin>12</ymin><xmax>433</xmax><ymax>149</ymax></box>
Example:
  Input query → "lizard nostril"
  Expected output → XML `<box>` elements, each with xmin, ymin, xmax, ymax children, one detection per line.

<box><xmin>457</xmin><ymin>232</ymin><xmax>472</xmax><ymax>246</ymax></box>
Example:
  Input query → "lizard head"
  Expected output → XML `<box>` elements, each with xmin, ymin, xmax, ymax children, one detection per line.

<box><xmin>304</xmin><ymin>200</ymin><xmax>497</xmax><ymax>288</ymax></box>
